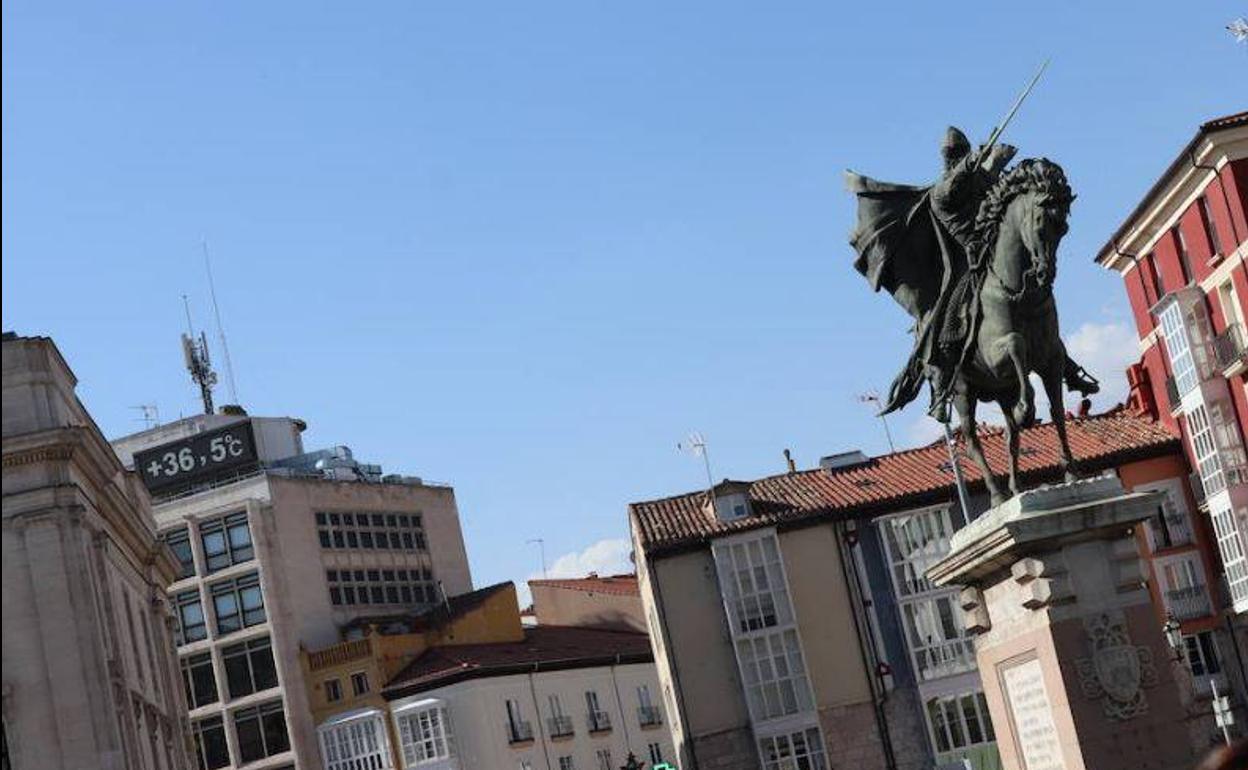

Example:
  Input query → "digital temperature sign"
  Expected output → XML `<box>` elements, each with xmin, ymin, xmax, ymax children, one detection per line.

<box><xmin>134</xmin><ymin>420</ymin><xmax>258</xmax><ymax>494</ymax></box>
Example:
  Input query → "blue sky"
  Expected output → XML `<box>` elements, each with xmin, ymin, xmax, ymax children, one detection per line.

<box><xmin>4</xmin><ymin>2</ymin><xmax>1245</xmax><ymax>594</ymax></box>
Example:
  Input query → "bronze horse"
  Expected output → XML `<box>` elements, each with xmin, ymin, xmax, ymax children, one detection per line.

<box><xmin>950</xmin><ymin>158</ymin><xmax>1078</xmax><ymax>505</ymax></box>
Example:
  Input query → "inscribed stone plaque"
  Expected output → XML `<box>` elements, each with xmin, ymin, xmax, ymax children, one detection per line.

<box><xmin>1003</xmin><ymin>658</ymin><xmax>1064</xmax><ymax>770</ymax></box>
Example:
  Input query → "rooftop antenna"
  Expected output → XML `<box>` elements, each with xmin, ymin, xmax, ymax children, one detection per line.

<box><xmin>526</xmin><ymin>539</ymin><xmax>548</xmax><ymax>579</ymax></box>
<box><xmin>202</xmin><ymin>239</ymin><xmax>240</xmax><ymax>406</ymax></box>
<box><xmin>130</xmin><ymin>405</ymin><xmax>161</xmax><ymax>429</ymax></box>
<box><xmin>181</xmin><ymin>295</ymin><xmax>218</xmax><ymax>415</ymax></box>
<box><xmin>678</xmin><ymin>431</ymin><xmax>716</xmax><ymax>499</ymax></box>
<box><xmin>943</xmin><ymin>423</ymin><xmax>973</xmax><ymax>524</ymax></box>
<box><xmin>858</xmin><ymin>390</ymin><xmax>897</xmax><ymax>453</ymax></box>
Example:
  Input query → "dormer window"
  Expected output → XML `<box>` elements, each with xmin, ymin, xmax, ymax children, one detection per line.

<box><xmin>707</xmin><ymin>482</ymin><xmax>753</xmax><ymax>522</ymax></box>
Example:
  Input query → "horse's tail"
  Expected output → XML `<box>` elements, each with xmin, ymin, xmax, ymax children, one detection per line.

<box><xmin>881</xmin><ymin>356</ymin><xmax>926</xmax><ymax>416</ymax></box>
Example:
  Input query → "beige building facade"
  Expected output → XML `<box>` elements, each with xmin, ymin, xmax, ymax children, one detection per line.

<box><xmin>2</xmin><ymin>334</ymin><xmax>192</xmax><ymax>770</ymax></box>
<box><xmin>109</xmin><ymin>413</ymin><xmax>473</xmax><ymax>770</ymax></box>
<box><xmin>528</xmin><ymin>574</ymin><xmax>646</xmax><ymax>632</ymax></box>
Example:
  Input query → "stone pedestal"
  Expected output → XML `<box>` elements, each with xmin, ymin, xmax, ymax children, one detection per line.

<box><xmin>928</xmin><ymin>476</ymin><xmax>1192</xmax><ymax>770</ymax></box>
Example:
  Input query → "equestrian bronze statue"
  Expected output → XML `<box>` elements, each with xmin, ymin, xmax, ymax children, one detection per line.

<box><xmin>846</xmin><ymin>119</ymin><xmax>1100</xmax><ymax>505</ymax></box>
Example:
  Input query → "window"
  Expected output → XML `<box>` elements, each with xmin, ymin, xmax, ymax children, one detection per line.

<box><xmin>200</xmin><ymin>512</ymin><xmax>253</xmax><ymax>573</ymax></box>
<box><xmin>585</xmin><ymin>690</ymin><xmax>610</xmax><ymax>732</ymax></box>
<box><xmin>638</xmin><ymin>685</ymin><xmax>661</xmax><ymax>726</ymax></box>
<box><xmin>1174</xmin><ymin>226</ymin><xmax>1193</xmax><ymax>285</ymax></box>
<box><xmin>648</xmin><ymin>742</ymin><xmax>664</xmax><ymax>765</ymax></box>
<box><xmin>878</xmin><ymin>507</ymin><xmax>955</xmax><ymax>597</ymax></box>
<box><xmin>350</xmin><ymin>671</ymin><xmax>370</xmax><ymax>696</ymax></box>
<box><xmin>1188</xmin><ymin>404</ymin><xmax>1226</xmax><ymax>495</ymax></box>
<box><xmin>595</xmin><ymin>748</ymin><xmax>612</xmax><ymax>770</ymax></box>
<box><xmin>1161</xmin><ymin>302</ymin><xmax>1199</xmax><ymax>399</ymax></box>
<box><xmin>1199</xmin><ymin>196</ymin><xmax>1225</xmax><ymax>256</ymax></box>
<box><xmin>758</xmin><ymin>727</ymin><xmax>828</xmax><ymax>770</ymax></box>
<box><xmin>396</xmin><ymin>704</ymin><xmax>455</xmax><ymax>764</ymax></box>
<box><xmin>926</xmin><ymin>692</ymin><xmax>995</xmax><ymax>755</ymax></box>
<box><xmin>1146</xmin><ymin>252</ymin><xmax>1165</xmax><ymax>303</ymax></box>
<box><xmin>898</xmin><ymin>594</ymin><xmax>975</xmax><ymax>681</ymax></box>
<box><xmin>327</xmin><ymin>567</ymin><xmax>435</xmax><ymax>608</ymax></box>
<box><xmin>1185</xmin><ymin>631</ymin><xmax>1222</xmax><ymax>677</ymax></box>
<box><xmin>222</xmin><ymin>636</ymin><xmax>278</xmax><ymax>698</ymax></box>
<box><xmin>712</xmin><ymin>534</ymin><xmax>793</xmax><ymax>634</ymax></box>
<box><xmin>325</xmin><ymin>679</ymin><xmax>342</xmax><ymax>703</ymax></box>
<box><xmin>319</xmin><ymin>713</ymin><xmax>390</xmax><ymax>770</ymax></box>
<box><xmin>174</xmin><ymin>589</ymin><xmax>207</xmax><ymax>645</ymax></box>
<box><xmin>233</xmin><ymin>700</ymin><xmax>289</xmax><ymax>763</ymax></box>
<box><xmin>181</xmin><ymin>653</ymin><xmax>219</xmax><ymax>709</ymax></box>
<box><xmin>506</xmin><ymin>699</ymin><xmax>533</xmax><ymax>743</ymax></box>
<box><xmin>191</xmin><ymin>716</ymin><xmax>230</xmax><ymax>770</ymax></box>
<box><xmin>210</xmin><ymin>572</ymin><xmax>265</xmax><ymax>635</ymax></box>
<box><xmin>164</xmin><ymin>528</ymin><xmax>196</xmax><ymax>579</ymax></box>
<box><xmin>1211</xmin><ymin>503</ymin><xmax>1248</xmax><ymax>607</ymax></box>
<box><xmin>315</xmin><ymin>510</ymin><xmax>427</xmax><ymax>553</ymax></box>
<box><xmin>558</xmin><ymin>758</ymin><xmax>575</xmax><ymax>770</ymax></box>
<box><xmin>736</xmin><ymin>629</ymin><xmax>813</xmax><ymax>720</ymax></box>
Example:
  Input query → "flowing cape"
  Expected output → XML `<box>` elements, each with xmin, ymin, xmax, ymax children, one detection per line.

<box><xmin>845</xmin><ymin>170</ymin><xmax>977</xmax><ymax>415</ymax></box>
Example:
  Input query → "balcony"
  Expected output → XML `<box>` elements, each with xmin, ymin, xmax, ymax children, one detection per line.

<box><xmin>1214</xmin><ymin>323</ymin><xmax>1248</xmax><ymax>376</ymax></box>
<box><xmin>637</xmin><ymin>705</ymin><xmax>663</xmax><ymax>727</ymax></box>
<box><xmin>506</xmin><ymin>719</ymin><xmax>534</xmax><ymax>744</ymax></box>
<box><xmin>587</xmin><ymin>710</ymin><xmax>612</xmax><ymax>734</ymax></box>
<box><xmin>1166</xmin><ymin>585</ymin><xmax>1214</xmax><ymax>621</ymax></box>
<box><xmin>1150</xmin><ymin>511</ymin><xmax>1196</xmax><ymax>549</ymax></box>
<box><xmin>547</xmin><ymin>716</ymin><xmax>573</xmax><ymax>739</ymax></box>
<box><xmin>914</xmin><ymin>638</ymin><xmax>978</xmax><ymax>682</ymax></box>
<box><xmin>1164</xmin><ymin>376</ymin><xmax>1182</xmax><ymax>414</ymax></box>
<box><xmin>307</xmin><ymin>637</ymin><xmax>371</xmax><ymax>672</ymax></box>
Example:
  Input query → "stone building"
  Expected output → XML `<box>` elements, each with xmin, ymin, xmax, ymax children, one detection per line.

<box><xmin>2</xmin><ymin>333</ymin><xmax>191</xmax><ymax>770</ymax></box>
<box><xmin>629</xmin><ymin>412</ymin><xmax>1211</xmax><ymax>769</ymax></box>
<box><xmin>109</xmin><ymin>411</ymin><xmax>474</xmax><ymax>770</ymax></box>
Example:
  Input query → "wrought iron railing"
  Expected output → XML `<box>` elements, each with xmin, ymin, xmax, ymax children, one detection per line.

<box><xmin>914</xmin><ymin>638</ymin><xmax>978</xmax><ymax>682</ymax></box>
<box><xmin>1214</xmin><ymin>323</ymin><xmax>1248</xmax><ymax>370</ymax></box>
<box><xmin>1166</xmin><ymin>585</ymin><xmax>1213</xmax><ymax>621</ymax></box>
<box><xmin>547</xmin><ymin>716</ymin><xmax>573</xmax><ymax>738</ymax></box>
<box><xmin>506</xmin><ymin>719</ymin><xmax>534</xmax><ymax>744</ymax></box>
<box><xmin>637</xmin><ymin>705</ymin><xmax>663</xmax><ymax>727</ymax></box>
<box><xmin>587</xmin><ymin>710</ymin><xmax>612</xmax><ymax>733</ymax></box>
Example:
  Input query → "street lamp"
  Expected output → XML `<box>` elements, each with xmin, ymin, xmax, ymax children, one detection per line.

<box><xmin>1162</xmin><ymin>613</ymin><xmax>1184</xmax><ymax>660</ymax></box>
<box><xmin>619</xmin><ymin>752</ymin><xmax>646</xmax><ymax>770</ymax></box>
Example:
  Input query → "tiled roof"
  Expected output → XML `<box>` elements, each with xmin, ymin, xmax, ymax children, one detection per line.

<box><xmin>383</xmin><ymin>625</ymin><xmax>653</xmax><ymax>697</ymax></box>
<box><xmin>340</xmin><ymin>582</ymin><xmax>513</xmax><ymax>634</ymax></box>
<box><xmin>630</xmin><ymin>412</ymin><xmax>1179</xmax><ymax>555</ymax></box>
<box><xmin>1201</xmin><ymin>111</ymin><xmax>1248</xmax><ymax>131</ymax></box>
<box><xmin>528</xmin><ymin>573</ymin><xmax>639</xmax><ymax>596</ymax></box>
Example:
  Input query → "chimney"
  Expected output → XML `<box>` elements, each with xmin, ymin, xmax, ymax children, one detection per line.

<box><xmin>783</xmin><ymin>448</ymin><xmax>797</xmax><ymax>474</ymax></box>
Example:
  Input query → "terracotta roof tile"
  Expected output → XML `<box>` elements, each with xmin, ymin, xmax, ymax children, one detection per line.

<box><xmin>384</xmin><ymin>626</ymin><xmax>653</xmax><ymax>696</ymax></box>
<box><xmin>528</xmin><ymin>574</ymin><xmax>639</xmax><ymax>596</ymax></box>
<box><xmin>630</xmin><ymin>412</ymin><xmax>1180</xmax><ymax>555</ymax></box>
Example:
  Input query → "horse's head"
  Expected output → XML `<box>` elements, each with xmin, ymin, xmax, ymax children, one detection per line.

<box><xmin>975</xmin><ymin>158</ymin><xmax>1074</xmax><ymax>291</ymax></box>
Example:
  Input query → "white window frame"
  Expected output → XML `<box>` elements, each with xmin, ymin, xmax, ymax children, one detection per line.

<box><xmin>735</xmin><ymin>629</ymin><xmax>814</xmax><ymax>721</ymax></box>
<box><xmin>1212</xmin><ymin>503</ymin><xmax>1248</xmax><ymax>608</ymax></box>
<box><xmin>712</xmin><ymin>534</ymin><xmax>794</xmax><ymax>634</ymax></box>
<box><xmin>897</xmin><ymin>593</ymin><xmax>976</xmax><ymax>681</ymax></box>
<box><xmin>877</xmin><ymin>506</ymin><xmax>956</xmax><ymax>598</ymax></box>
<box><xmin>318</xmin><ymin>710</ymin><xmax>394</xmax><ymax>770</ymax></box>
<box><xmin>924</xmin><ymin>691</ymin><xmax>996</xmax><ymax>757</ymax></box>
<box><xmin>757</xmin><ymin>726</ymin><xmax>828</xmax><ymax>770</ymax></box>
<box><xmin>393</xmin><ymin>699</ymin><xmax>455</xmax><ymax>767</ymax></box>
<box><xmin>1161</xmin><ymin>301</ymin><xmax>1200</xmax><ymax>397</ymax></box>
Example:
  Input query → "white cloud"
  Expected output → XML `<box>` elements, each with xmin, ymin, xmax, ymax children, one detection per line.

<box><xmin>518</xmin><ymin>537</ymin><xmax>634</xmax><ymax>608</ymax></box>
<box><xmin>1064</xmin><ymin>320</ymin><xmax>1137</xmax><ymax>412</ymax></box>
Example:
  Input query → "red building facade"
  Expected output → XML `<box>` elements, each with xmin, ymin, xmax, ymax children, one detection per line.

<box><xmin>1097</xmin><ymin>112</ymin><xmax>1248</xmax><ymax>637</ymax></box>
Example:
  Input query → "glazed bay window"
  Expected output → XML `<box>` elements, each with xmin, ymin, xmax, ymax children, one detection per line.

<box><xmin>879</xmin><ymin>507</ymin><xmax>955</xmax><ymax>597</ymax></box>
<box><xmin>223</xmin><ymin>636</ymin><xmax>278</xmax><ymax>698</ymax></box>
<box><xmin>164</xmin><ymin>528</ymin><xmax>196</xmax><ymax>579</ymax></box>
<box><xmin>211</xmin><ymin>572</ymin><xmax>265</xmax><ymax>635</ymax></box>
<box><xmin>174</xmin><ymin>589</ymin><xmax>207</xmax><ymax>645</ymax></box>
<box><xmin>758</xmin><ymin>727</ymin><xmax>828</xmax><ymax>770</ymax></box>
<box><xmin>181</xmin><ymin>653</ymin><xmax>219</xmax><ymax>709</ymax></box>
<box><xmin>736</xmin><ymin>629</ymin><xmax>814</xmax><ymax>720</ymax></box>
<box><xmin>395</xmin><ymin>702</ymin><xmax>455</xmax><ymax>765</ymax></box>
<box><xmin>191</xmin><ymin>716</ymin><xmax>230</xmax><ymax>770</ymax></box>
<box><xmin>926</xmin><ymin>692</ymin><xmax>996</xmax><ymax>756</ymax></box>
<box><xmin>320</xmin><ymin>712</ymin><xmax>393</xmax><ymax>770</ymax></box>
<box><xmin>200</xmin><ymin>512</ymin><xmax>254</xmax><ymax>573</ymax></box>
<box><xmin>1211</xmin><ymin>503</ymin><xmax>1248</xmax><ymax>609</ymax></box>
<box><xmin>898</xmin><ymin>594</ymin><xmax>976</xmax><ymax>681</ymax></box>
<box><xmin>712</xmin><ymin>534</ymin><xmax>793</xmax><ymax>634</ymax></box>
<box><xmin>233</xmin><ymin>700</ymin><xmax>290</xmax><ymax>763</ymax></box>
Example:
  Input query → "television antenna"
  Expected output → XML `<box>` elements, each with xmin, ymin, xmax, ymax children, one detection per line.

<box><xmin>678</xmin><ymin>431</ymin><xmax>717</xmax><ymax>497</ymax></box>
<box><xmin>526</xmin><ymin>538</ymin><xmax>548</xmax><ymax>579</ymax></box>
<box><xmin>181</xmin><ymin>295</ymin><xmax>218</xmax><ymax>415</ymax></box>
<box><xmin>130</xmin><ymin>404</ymin><xmax>161</xmax><ymax>429</ymax></box>
<box><xmin>857</xmin><ymin>390</ymin><xmax>896</xmax><ymax>453</ymax></box>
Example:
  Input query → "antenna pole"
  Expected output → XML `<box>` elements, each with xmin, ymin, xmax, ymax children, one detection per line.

<box><xmin>526</xmin><ymin>539</ymin><xmax>548</xmax><ymax>579</ymax></box>
<box><xmin>180</xmin><ymin>295</ymin><xmax>218</xmax><ymax>415</ymax></box>
<box><xmin>859</xmin><ymin>392</ymin><xmax>897</xmax><ymax>453</ymax></box>
<box><xmin>203</xmin><ymin>240</ymin><xmax>240</xmax><ymax>405</ymax></box>
<box><xmin>944</xmin><ymin>423</ymin><xmax>973</xmax><ymax>523</ymax></box>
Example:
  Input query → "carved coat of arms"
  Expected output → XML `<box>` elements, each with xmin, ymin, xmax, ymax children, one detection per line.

<box><xmin>1075</xmin><ymin>612</ymin><xmax>1157</xmax><ymax>720</ymax></box>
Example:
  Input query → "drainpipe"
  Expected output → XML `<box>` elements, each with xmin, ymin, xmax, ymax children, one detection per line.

<box><xmin>835</xmin><ymin>519</ymin><xmax>899</xmax><ymax>770</ymax></box>
<box><xmin>526</xmin><ymin>666</ymin><xmax>554</xmax><ymax>770</ymax></box>
<box><xmin>1188</xmin><ymin>149</ymin><xmax>1248</xmax><ymax>285</ymax></box>
<box><xmin>609</xmin><ymin>655</ymin><xmax>634</xmax><ymax>750</ymax></box>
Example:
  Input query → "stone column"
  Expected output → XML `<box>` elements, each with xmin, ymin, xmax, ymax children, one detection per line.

<box><xmin>928</xmin><ymin>476</ymin><xmax>1190</xmax><ymax>770</ymax></box>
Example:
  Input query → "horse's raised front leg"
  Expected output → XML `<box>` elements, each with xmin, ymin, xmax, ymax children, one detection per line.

<box><xmin>953</xmin><ymin>390</ymin><xmax>1007</xmax><ymax>506</ymax></box>
<box><xmin>1040</xmin><ymin>360</ymin><xmax>1078</xmax><ymax>481</ymax></box>
<box><xmin>998</xmin><ymin>398</ymin><xmax>1022</xmax><ymax>496</ymax></box>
